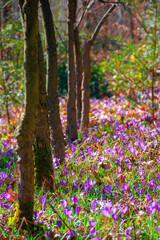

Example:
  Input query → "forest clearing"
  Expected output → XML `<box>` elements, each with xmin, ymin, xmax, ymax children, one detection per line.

<box><xmin>0</xmin><ymin>0</ymin><xmax>160</xmax><ymax>239</ymax></box>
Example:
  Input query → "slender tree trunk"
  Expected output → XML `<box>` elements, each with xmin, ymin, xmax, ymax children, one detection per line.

<box><xmin>17</xmin><ymin>0</ymin><xmax>39</xmax><ymax>227</ymax></box>
<box><xmin>40</xmin><ymin>0</ymin><xmax>65</xmax><ymax>163</ymax></box>
<box><xmin>80</xmin><ymin>4</ymin><xmax>117</xmax><ymax>132</ymax></box>
<box><xmin>80</xmin><ymin>40</ymin><xmax>92</xmax><ymax>132</ymax></box>
<box><xmin>34</xmin><ymin>33</ymin><xmax>53</xmax><ymax>190</ymax></box>
<box><xmin>74</xmin><ymin>0</ymin><xmax>82</xmax><ymax>124</ymax></box>
<box><xmin>74</xmin><ymin>27</ymin><xmax>83</xmax><ymax>124</ymax></box>
<box><xmin>66</xmin><ymin>0</ymin><xmax>78</xmax><ymax>142</ymax></box>
<box><xmin>1</xmin><ymin>1</ymin><xmax>11</xmax><ymax>125</ymax></box>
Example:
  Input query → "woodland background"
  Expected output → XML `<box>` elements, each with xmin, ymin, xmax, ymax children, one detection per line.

<box><xmin>0</xmin><ymin>0</ymin><xmax>160</xmax><ymax>239</ymax></box>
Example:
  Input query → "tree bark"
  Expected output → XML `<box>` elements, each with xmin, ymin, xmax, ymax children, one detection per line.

<box><xmin>66</xmin><ymin>0</ymin><xmax>78</xmax><ymax>142</ymax></box>
<box><xmin>80</xmin><ymin>40</ymin><xmax>92</xmax><ymax>133</ymax></box>
<box><xmin>17</xmin><ymin>0</ymin><xmax>39</xmax><ymax>227</ymax></box>
<box><xmin>40</xmin><ymin>0</ymin><xmax>65</xmax><ymax>163</ymax></box>
<box><xmin>74</xmin><ymin>1</ymin><xmax>83</xmax><ymax>125</ymax></box>
<box><xmin>34</xmin><ymin>33</ymin><xmax>53</xmax><ymax>190</ymax></box>
<box><xmin>80</xmin><ymin>3</ymin><xmax>117</xmax><ymax>132</ymax></box>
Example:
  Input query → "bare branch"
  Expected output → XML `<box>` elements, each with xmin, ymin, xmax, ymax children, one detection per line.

<box><xmin>90</xmin><ymin>3</ymin><xmax>117</xmax><ymax>44</ymax></box>
<box><xmin>75</xmin><ymin>0</ymin><xmax>96</xmax><ymax>29</ymax></box>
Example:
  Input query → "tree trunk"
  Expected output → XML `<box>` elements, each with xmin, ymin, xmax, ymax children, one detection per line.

<box><xmin>80</xmin><ymin>3</ymin><xmax>117</xmax><ymax>133</ymax></box>
<box><xmin>40</xmin><ymin>0</ymin><xmax>65</xmax><ymax>163</ymax></box>
<box><xmin>66</xmin><ymin>0</ymin><xmax>78</xmax><ymax>142</ymax></box>
<box><xmin>17</xmin><ymin>0</ymin><xmax>39</xmax><ymax>227</ymax></box>
<box><xmin>74</xmin><ymin>0</ymin><xmax>82</xmax><ymax>125</ymax></box>
<box><xmin>74</xmin><ymin>26</ymin><xmax>83</xmax><ymax>124</ymax></box>
<box><xmin>80</xmin><ymin>40</ymin><xmax>92</xmax><ymax>132</ymax></box>
<box><xmin>34</xmin><ymin>33</ymin><xmax>53</xmax><ymax>190</ymax></box>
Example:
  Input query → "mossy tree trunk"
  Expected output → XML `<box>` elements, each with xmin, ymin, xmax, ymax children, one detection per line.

<box><xmin>34</xmin><ymin>33</ymin><xmax>53</xmax><ymax>190</ymax></box>
<box><xmin>74</xmin><ymin>1</ymin><xmax>83</xmax><ymax>125</ymax></box>
<box><xmin>80</xmin><ymin>4</ymin><xmax>117</xmax><ymax>133</ymax></box>
<box><xmin>66</xmin><ymin>0</ymin><xmax>78</xmax><ymax>142</ymax></box>
<box><xmin>40</xmin><ymin>0</ymin><xmax>65</xmax><ymax>163</ymax></box>
<box><xmin>17</xmin><ymin>0</ymin><xmax>39</xmax><ymax>227</ymax></box>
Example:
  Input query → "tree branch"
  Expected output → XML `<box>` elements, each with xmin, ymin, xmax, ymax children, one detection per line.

<box><xmin>90</xmin><ymin>3</ymin><xmax>117</xmax><ymax>44</ymax></box>
<box><xmin>75</xmin><ymin>0</ymin><xmax>96</xmax><ymax>29</ymax></box>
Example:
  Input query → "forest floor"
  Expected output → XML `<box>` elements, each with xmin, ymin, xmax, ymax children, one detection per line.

<box><xmin>0</xmin><ymin>90</ymin><xmax>160</xmax><ymax>240</ymax></box>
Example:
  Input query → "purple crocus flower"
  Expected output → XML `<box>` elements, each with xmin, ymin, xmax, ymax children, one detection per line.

<box><xmin>117</xmin><ymin>167</ymin><xmax>121</xmax><ymax>173</ymax></box>
<box><xmin>41</xmin><ymin>195</ymin><xmax>46</xmax><ymax>210</ymax></box>
<box><xmin>156</xmin><ymin>203</ymin><xmax>160</xmax><ymax>212</ymax></box>
<box><xmin>45</xmin><ymin>231</ymin><xmax>50</xmax><ymax>238</ymax></box>
<box><xmin>145</xmin><ymin>194</ymin><xmax>151</xmax><ymax>200</ymax></box>
<box><xmin>120</xmin><ymin>206</ymin><xmax>128</xmax><ymax>215</ymax></box>
<box><xmin>84</xmin><ymin>180</ymin><xmax>96</xmax><ymax>191</ymax></box>
<box><xmin>86</xmin><ymin>147</ymin><xmax>92</xmax><ymax>155</ymax></box>
<box><xmin>62</xmin><ymin>166</ymin><xmax>68</xmax><ymax>175</ymax></box>
<box><xmin>3</xmin><ymin>203</ymin><xmax>13</xmax><ymax>210</ymax></box>
<box><xmin>75</xmin><ymin>206</ymin><xmax>81</xmax><ymax>215</ymax></box>
<box><xmin>60</xmin><ymin>199</ymin><xmax>67</xmax><ymax>208</ymax></box>
<box><xmin>6</xmin><ymin>161</ymin><xmax>12</xmax><ymax>167</ymax></box>
<box><xmin>57</xmin><ymin>220</ymin><xmax>62</xmax><ymax>228</ymax></box>
<box><xmin>3</xmin><ymin>192</ymin><xmax>11</xmax><ymax>202</ymax></box>
<box><xmin>101</xmin><ymin>207</ymin><xmax>110</xmax><ymax>217</ymax></box>
<box><xmin>122</xmin><ymin>184</ymin><xmax>128</xmax><ymax>191</ymax></box>
<box><xmin>105</xmin><ymin>185</ymin><xmax>112</xmax><ymax>194</ymax></box>
<box><xmin>125</xmin><ymin>228</ymin><xmax>131</xmax><ymax>236</ymax></box>
<box><xmin>89</xmin><ymin>227</ymin><xmax>95</xmax><ymax>235</ymax></box>
<box><xmin>70</xmin><ymin>171</ymin><xmax>75</xmax><ymax>178</ymax></box>
<box><xmin>7</xmin><ymin>149</ymin><xmax>12</xmax><ymax>157</ymax></box>
<box><xmin>36</xmin><ymin>210</ymin><xmax>43</xmax><ymax>220</ymax></box>
<box><xmin>90</xmin><ymin>200</ymin><xmax>97</xmax><ymax>213</ymax></box>
<box><xmin>127</xmin><ymin>163</ymin><xmax>132</xmax><ymax>170</ymax></box>
<box><xmin>70</xmin><ymin>144</ymin><xmax>76</xmax><ymax>152</ymax></box>
<box><xmin>89</xmin><ymin>238</ymin><xmax>102</xmax><ymax>240</ymax></box>
<box><xmin>112</xmin><ymin>213</ymin><xmax>119</xmax><ymax>221</ymax></box>
<box><xmin>139</xmin><ymin>141</ymin><xmax>147</xmax><ymax>151</ymax></box>
<box><xmin>146</xmin><ymin>201</ymin><xmax>156</xmax><ymax>215</ymax></box>
<box><xmin>89</xmin><ymin>220</ymin><xmax>97</xmax><ymax>227</ymax></box>
<box><xmin>63</xmin><ymin>208</ymin><xmax>73</xmax><ymax>219</ymax></box>
<box><xmin>33</xmin><ymin>210</ymin><xmax>38</xmax><ymax>219</ymax></box>
<box><xmin>67</xmin><ymin>230</ymin><xmax>75</xmax><ymax>236</ymax></box>
<box><xmin>138</xmin><ymin>165</ymin><xmax>143</xmax><ymax>177</ymax></box>
<box><xmin>71</xmin><ymin>195</ymin><xmax>77</xmax><ymax>203</ymax></box>
<box><xmin>0</xmin><ymin>172</ymin><xmax>7</xmax><ymax>180</ymax></box>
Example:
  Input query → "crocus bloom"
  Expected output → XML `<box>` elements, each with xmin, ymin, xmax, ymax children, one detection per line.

<box><xmin>71</xmin><ymin>195</ymin><xmax>77</xmax><ymax>203</ymax></box>
<box><xmin>120</xmin><ymin>206</ymin><xmax>128</xmax><ymax>215</ymax></box>
<box><xmin>63</xmin><ymin>208</ymin><xmax>73</xmax><ymax>219</ymax></box>
<box><xmin>125</xmin><ymin>228</ymin><xmax>131</xmax><ymax>236</ymax></box>
<box><xmin>41</xmin><ymin>196</ymin><xmax>46</xmax><ymax>210</ymax></box>
<box><xmin>146</xmin><ymin>203</ymin><xmax>156</xmax><ymax>215</ymax></box>
<box><xmin>60</xmin><ymin>199</ymin><xmax>67</xmax><ymax>208</ymax></box>
<box><xmin>89</xmin><ymin>238</ymin><xmax>102</xmax><ymax>240</ymax></box>
<box><xmin>70</xmin><ymin>171</ymin><xmax>75</xmax><ymax>178</ymax></box>
<box><xmin>90</xmin><ymin>200</ymin><xmax>97</xmax><ymax>212</ymax></box>
<box><xmin>112</xmin><ymin>213</ymin><xmax>119</xmax><ymax>221</ymax></box>
<box><xmin>57</xmin><ymin>220</ymin><xmax>62</xmax><ymax>228</ymax></box>
<box><xmin>75</xmin><ymin>206</ymin><xmax>81</xmax><ymax>215</ymax></box>
<box><xmin>89</xmin><ymin>220</ymin><xmax>97</xmax><ymax>227</ymax></box>
<box><xmin>105</xmin><ymin>185</ymin><xmax>112</xmax><ymax>194</ymax></box>
<box><xmin>101</xmin><ymin>207</ymin><xmax>110</xmax><ymax>217</ymax></box>
<box><xmin>89</xmin><ymin>227</ymin><xmax>95</xmax><ymax>235</ymax></box>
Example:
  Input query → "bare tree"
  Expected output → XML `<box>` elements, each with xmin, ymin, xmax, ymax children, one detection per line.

<box><xmin>66</xmin><ymin>0</ymin><xmax>78</xmax><ymax>142</ymax></box>
<box><xmin>80</xmin><ymin>3</ymin><xmax>117</xmax><ymax>132</ymax></box>
<box><xmin>17</xmin><ymin>0</ymin><xmax>39</xmax><ymax>227</ymax></box>
<box><xmin>34</xmin><ymin>33</ymin><xmax>53</xmax><ymax>190</ymax></box>
<box><xmin>40</xmin><ymin>0</ymin><xmax>65</xmax><ymax>163</ymax></box>
<box><xmin>74</xmin><ymin>0</ymin><xmax>83</xmax><ymax>124</ymax></box>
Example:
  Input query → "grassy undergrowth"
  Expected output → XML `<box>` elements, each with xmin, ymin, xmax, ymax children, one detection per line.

<box><xmin>0</xmin><ymin>92</ymin><xmax>160</xmax><ymax>240</ymax></box>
